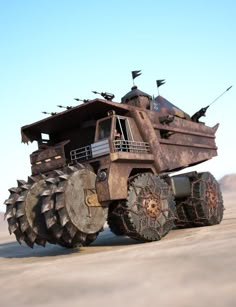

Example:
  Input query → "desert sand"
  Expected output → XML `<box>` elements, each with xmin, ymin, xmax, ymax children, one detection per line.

<box><xmin>0</xmin><ymin>187</ymin><xmax>236</xmax><ymax>307</ymax></box>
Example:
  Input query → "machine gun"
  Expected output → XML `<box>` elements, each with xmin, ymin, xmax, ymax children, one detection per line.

<box><xmin>92</xmin><ymin>91</ymin><xmax>115</xmax><ymax>101</ymax></box>
<box><xmin>57</xmin><ymin>105</ymin><xmax>73</xmax><ymax>110</ymax></box>
<box><xmin>191</xmin><ymin>86</ymin><xmax>232</xmax><ymax>122</ymax></box>
<box><xmin>74</xmin><ymin>98</ymin><xmax>90</xmax><ymax>103</ymax></box>
<box><xmin>191</xmin><ymin>106</ymin><xmax>209</xmax><ymax>122</ymax></box>
<box><xmin>42</xmin><ymin>111</ymin><xmax>58</xmax><ymax>116</ymax></box>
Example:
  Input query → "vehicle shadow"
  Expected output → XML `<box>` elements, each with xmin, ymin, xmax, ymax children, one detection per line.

<box><xmin>0</xmin><ymin>228</ymin><xmax>139</xmax><ymax>259</ymax></box>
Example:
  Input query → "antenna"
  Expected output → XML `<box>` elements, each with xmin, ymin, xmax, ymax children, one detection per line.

<box><xmin>208</xmin><ymin>85</ymin><xmax>233</xmax><ymax>107</ymax></box>
<box><xmin>191</xmin><ymin>85</ymin><xmax>233</xmax><ymax>122</ymax></box>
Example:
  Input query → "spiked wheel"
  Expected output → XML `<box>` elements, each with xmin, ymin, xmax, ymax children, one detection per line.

<box><xmin>4</xmin><ymin>177</ymin><xmax>54</xmax><ymax>247</ymax></box>
<box><xmin>185</xmin><ymin>172</ymin><xmax>224</xmax><ymax>226</ymax></box>
<box><xmin>41</xmin><ymin>175</ymin><xmax>76</xmax><ymax>248</ymax></box>
<box><xmin>4</xmin><ymin>184</ymin><xmax>25</xmax><ymax>244</ymax></box>
<box><xmin>47</xmin><ymin>165</ymin><xmax>108</xmax><ymax>247</ymax></box>
<box><xmin>113</xmin><ymin>173</ymin><xmax>176</xmax><ymax>242</ymax></box>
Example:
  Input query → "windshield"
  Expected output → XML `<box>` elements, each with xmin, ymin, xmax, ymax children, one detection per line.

<box><xmin>97</xmin><ymin>118</ymin><xmax>112</xmax><ymax>140</ymax></box>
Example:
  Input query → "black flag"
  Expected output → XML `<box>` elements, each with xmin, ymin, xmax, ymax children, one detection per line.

<box><xmin>132</xmin><ymin>70</ymin><xmax>142</xmax><ymax>80</ymax></box>
<box><xmin>156</xmin><ymin>79</ymin><xmax>166</xmax><ymax>88</ymax></box>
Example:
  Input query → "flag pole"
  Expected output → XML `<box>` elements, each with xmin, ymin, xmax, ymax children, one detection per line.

<box><xmin>156</xmin><ymin>79</ymin><xmax>166</xmax><ymax>96</ymax></box>
<box><xmin>131</xmin><ymin>70</ymin><xmax>142</xmax><ymax>87</ymax></box>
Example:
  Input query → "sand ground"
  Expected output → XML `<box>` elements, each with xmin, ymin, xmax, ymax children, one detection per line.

<box><xmin>0</xmin><ymin>191</ymin><xmax>235</xmax><ymax>307</ymax></box>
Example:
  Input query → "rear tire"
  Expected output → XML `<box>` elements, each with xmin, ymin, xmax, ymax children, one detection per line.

<box><xmin>175</xmin><ymin>172</ymin><xmax>224</xmax><ymax>228</ymax></box>
<box><xmin>186</xmin><ymin>172</ymin><xmax>224</xmax><ymax>226</ymax></box>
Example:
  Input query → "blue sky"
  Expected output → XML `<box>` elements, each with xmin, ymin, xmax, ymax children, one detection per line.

<box><xmin>0</xmin><ymin>0</ymin><xmax>235</xmax><ymax>207</ymax></box>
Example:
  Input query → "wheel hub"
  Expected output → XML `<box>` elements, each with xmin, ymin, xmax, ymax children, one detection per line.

<box><xmin>143</xmin><ymin>194</ymin><xmax>161</xmax><ymax>218</ymax></box>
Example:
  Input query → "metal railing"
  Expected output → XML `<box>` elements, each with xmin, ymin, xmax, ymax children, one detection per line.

<box><xmin>70</xmin><ymin>145</ymin><xmax>92</xmax><ymax>162</ymax></box>
<box><xmin>113</xmin><ymin>140</ymin><xmax>150</xmax><ymax>153</ymax></box>
<box><xmin>70</xmin><ymin>140</ymin><xmax>151</xmax><ymax>162</ymax></box>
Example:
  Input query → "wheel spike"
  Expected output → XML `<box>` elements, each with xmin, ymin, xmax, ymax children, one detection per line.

<box><xmin>74</xmin><ymin>163</ymin><xmax>85</xmax><ymax>170</ymax></box>
<box><xmin>35</xmin><ymin>238</ymin><xmax>46</xmax><ymax>247</ymax></box>
<box><xmin>78</xmin><ymin>232</ymin><xmax>86</xmax><ymax>243</ymax></box>
<box><xmin>85</xmin><ymin>233</ymin><xmax>98</xmax><ymax>245</ymax></box>
<box><xmin>21</xmin><ymin>184</ymin><xmax>31</xmax><ymax>191</ymax></box>
<box><xmin>8</xmin><ymin>220</ymin><xmax>18</xmax><ymax>234</ymax></box>
<box><xmin>44</xmin><ymin>213</ymin><xmax>56</xmax><ymax>229</ymax></box>
<box><xmin>13</xmin><ymin>229</ymin><xmax>24</xmax><ymax>243</ymax></box>
<box><xmin>66</xmin><ymin>223</ymin><xmax>77</xmax><ymax>238</ymax></box>
<box><xmin>19</xmin><ymin>216</ymin><xmax>29</xmax><ymax>232</ymax></box>
<box><xmin>51</xmin><ymin>225</ymin><xmax>63</xmax><ymax>238</ymax></box>
<box><xmin>4</xmin><ymin>198</ymin><xmax>14</xmax><ymax>205</ymax></box>
<box><xmin>17</xmin><ymin>180</ymin><xmax>26</xmax><ymax>187</ymax></box>
<box><xmin>59</xmin><ymin>174</ymin><xmax>69</xmax><ymax>181</ymax></box>
<box><xmin>41</xmin><ymin>201</ymin><xmax>52</xmax><ymax>213</ymax></box>
<box><xmin>25</xmin><ymin>229</ymin><xmax>37</xmax><ymax>243</ymax></box>
<box><xmin>4</xmin><ymin>210</ymin><xmax>14</xmax><ymax>220</ymax></box>
<box><xmin>53</xmin><ymin>170</ymin><xmax>64</xmax><ymax>176</ymax></box>
<box><xmin>41</xmin><ymin>190</ymin><xmax>51</xmax><ymax>197</ymax></box>
<box><xmin>27</xmin><ymin>176</ymin><xmax>37</xmax><ymax>184</ymax></box>
<box><xmin>45</xmin><ymin>177</ymin><xmax>58</xmax><ymax>185</ymax></box>
<box><xmin>42</xmin><ymin>173</ymin><xmax>47</xmax><ymax>179</ymax></box>
<box><xmin>55</xmin><ymin>186</ymin><xmax>65</xmax><ymax>194</ymax></box>
<box><xmin>16</xmin><ymin>195</ymin><xmax>26</xmax><ymax>202</ymax></box>
<box><xmin>15</xmin><ymin>208</ymin><xmax>24</xmax><ymax>218</ymax></box>
<box><xmin>8</xmin><ymin>187</ymin><xmax>20</xmax><ymax>194</ymax></box>
<box><xmin>5</xmin><ymin>177</ymin><xmax>54</xmax><ymax>248</ymax></box>
<box><xmin>67</xmin><ymin>165</ymin><xmax>78</xmax><ymax>174</ymax></box>
<box><xmin>24</xmin><ymin>237</ymin><xmax>34</xmax><ymax>248</ymax></box>
<box><xmin>58</xmin><ymin>208</ymin><xmax>69</xmax><ymax>226</ymax></box>
<box><xmin>55</xmin><ymin>198</ymin><xmax>64</xmax><ymax>210</ymax></box>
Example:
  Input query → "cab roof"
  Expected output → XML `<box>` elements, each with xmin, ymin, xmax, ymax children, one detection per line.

<box><xmin>21</xmin><ymin>99</ymin><xmax>130</xmax><ymax>143</ymax></box>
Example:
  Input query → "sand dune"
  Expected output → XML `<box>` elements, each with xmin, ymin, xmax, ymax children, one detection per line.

<box><xmin>219</xmin><ymin>173</ymin><xmax>236</xmax><ymax>192</ymax></box>
<box><xmin>0</xmin><ymin>177</ymin><xmax>236</xmax><ymax>307</ymax></box>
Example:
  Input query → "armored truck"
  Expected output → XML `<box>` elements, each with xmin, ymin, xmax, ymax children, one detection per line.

<box><xmin>4</xmin><ymin>84</ymin><xmax>224</xmax><ymax>248</ymax></box>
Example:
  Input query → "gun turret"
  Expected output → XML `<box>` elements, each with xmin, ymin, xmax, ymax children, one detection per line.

<box><xmin>191</xmin><ymin>85</ymin><xmax>232</xmax><ymax>123</ymax></box>
<box><xmin>92</xmin><ymin>91</ymin><xmax>115</xmax><ymax>101</ymax></box>
<box><xmin>191</xmin><ymin>106</ymin><xmax>209</xmax><ymax>123</ymax></box>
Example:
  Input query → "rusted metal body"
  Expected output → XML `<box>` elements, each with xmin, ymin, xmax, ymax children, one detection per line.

<box><xmin>21</xmin><ymin>89</ymin><xmax>218</xmax><ymax>202</ymax></box>
<box><xmin>4</xmin><ymin>83</ymin><xmax>223</xmax><ymax>248</ymax></box>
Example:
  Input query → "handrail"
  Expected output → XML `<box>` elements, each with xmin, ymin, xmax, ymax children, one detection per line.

<box><xmin>113</xmin><ymin>140</ymin><xmax>150</xmax><ymax>153</ymax></box>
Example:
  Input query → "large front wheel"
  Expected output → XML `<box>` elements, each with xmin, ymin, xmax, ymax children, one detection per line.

<box><xmin>113</xmin><ymin>173</ymin><xmax>176</xmax><ymax>242</ymax></box>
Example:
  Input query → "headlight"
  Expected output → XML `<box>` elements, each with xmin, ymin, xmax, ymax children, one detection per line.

<box><xmin>97</xmin><ymin>169</ymin><xmax>107</xmax><ymax>181</ymax></box>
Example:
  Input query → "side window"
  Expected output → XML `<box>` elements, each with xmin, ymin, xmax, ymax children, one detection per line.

<box><xmin>41</xmin><ymin>133</ymin><xmax>50</xmax><ymax>143</ymax></box>
<box><xmin>115</xmin><ymin>118</ymin><xmax>134</xmax><ymax>141</ymax></box>
<box><xmin>97</xmin><ymin>118</ymin><xmax>112</xmax><ymax>140</ymax></box>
